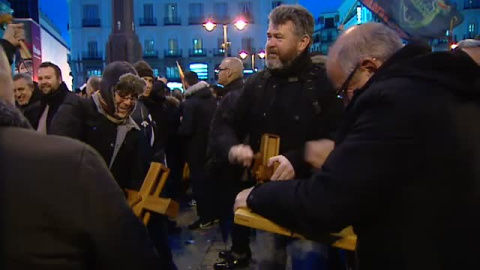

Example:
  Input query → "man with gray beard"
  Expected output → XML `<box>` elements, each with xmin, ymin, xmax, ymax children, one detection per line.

<box><xmin>214</xmin><ymin>5</ymin><xmax>344</xmax><ymax>270</ymax></box>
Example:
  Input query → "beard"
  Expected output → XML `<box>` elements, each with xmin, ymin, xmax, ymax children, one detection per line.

<box><xmin>266</xmin><ymin>47</ymin><xmax>299</xmax><ymax>70</ymax></box>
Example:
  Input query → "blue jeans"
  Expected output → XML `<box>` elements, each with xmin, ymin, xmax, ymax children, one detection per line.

<box><xmin>256</xmin><ymin>231</ymin><xmax>330</xmax><ymax>270</ymax></box>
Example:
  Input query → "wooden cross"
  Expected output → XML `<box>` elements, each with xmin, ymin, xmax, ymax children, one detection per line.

<box><xmin>235</xmin><ymin>134</ymin><xmax>358</xmax><ymax>251</ymax></box>
<box><xmin>251</xmin><ymin>134</ymin><xmax>280</xmax><ymax>183</ymax></box>
<box><xmin>125</xmin><ymin>162</ymin><xmax>179</xmax><ymax>226</ymax></box>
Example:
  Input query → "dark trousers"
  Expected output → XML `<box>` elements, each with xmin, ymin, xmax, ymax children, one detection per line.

<box><xmin>208</xmin><ymin>161</ymin><xmax>253</xmax><ymax>255</ymax></box>
<box><xmin>189</xmin><ymin>161</ymin><xmax>214</xmax><ymax>220</ymax></box>
<box><xmin>164</xmin><ymin>141</ymin><xmax>184</xmax><ymax>200</ymax></box>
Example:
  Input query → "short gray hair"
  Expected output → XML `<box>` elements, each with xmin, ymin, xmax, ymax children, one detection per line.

<box><xmin>13</xmin><ymin>73</ymin><xmax>34</xmax><ymax>87</ymax></box>
<box><xmin>457</xmin><ymin>39</ymin><xmax>480</xmax><ymax>49</ymax></box>
<box><xmin>328</xmin><ymin>23</ymin><xmax>403</xmax><ymax>74</ymax></box>
<box><xmin>268</xmin><ymin>5</ymin><xmax>314</xmax><ymax>45</ymax></box>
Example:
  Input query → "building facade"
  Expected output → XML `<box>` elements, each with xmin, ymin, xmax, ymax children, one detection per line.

<box><xmin>313</xmin><ymin>0</ymin><xmax>479</xmax><ymax>54</ymax></box>
<box><xmin>68</xmin><ymin>0</ymin><xmax>297</xmax><ymax>89</ymax></box>
<box><xmin>39</xmin><ymin>12</ymin><xmax>72</xmax><ymax>88</ymax></box>
<box><xmin>311</xmin><ymin>0</ymin><xmax>376</xmax><ymax>55</ymax></box>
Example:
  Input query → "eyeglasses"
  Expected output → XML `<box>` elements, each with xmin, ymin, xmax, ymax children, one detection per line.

<box><xmin>115</xmin><ymin>90</ymin><xmax>137</xmax><ymax>102</ymax></box>
<box><xmin>337</xmin><ymin>64</ymin><xmax>360</xmax><ymax>99</ymax></box>
<box><xmin>215</xmin><ymin>67</ymin><xmax>229</xmax><ymax>74</ymax></box>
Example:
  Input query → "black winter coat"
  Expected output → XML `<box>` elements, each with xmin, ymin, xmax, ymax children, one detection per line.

<box><xmin>0</xmin><ymin>101</ymin><xmax>161</xmax><ymax>270</ymax></box>
<box><xmin>247</xmin><ymin>44</ymin><xmax>480</xmax><ymax>269</ymax></box>
<box><xmin>50</xmin><ymin>97</ymin><xmax>148</xmax><ymax>190</ymax></box>
<box><xmin>178</xmin><ymin>82</ymin><xmax>217</xmax><ymax>166</ymax></box>
<box><xmin>24</xmin><ymin>82</ymin><xmax>77</xmax><ymax>132</ymax></box>
<box><xmin>218</xmin><ymin>52</ymin><xmax>344</xmax><ymax>178</ymax></box>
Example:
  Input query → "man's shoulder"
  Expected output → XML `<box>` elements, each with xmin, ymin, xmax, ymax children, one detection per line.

<box><xmin>1</xmin><ymin>127</ymin><xmax>91</xmax><ymax>163</ymax></box>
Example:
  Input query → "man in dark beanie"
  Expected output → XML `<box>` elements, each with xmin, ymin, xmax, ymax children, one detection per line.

<box><xmin>134</xmin><ymin>60</ymin><xmax>155</xmax><ymax>97</ymax></box>
<box><xmin>50</xmin><ymin>61</ymin><xmax>177</xmax><ymax>269</ymax></box>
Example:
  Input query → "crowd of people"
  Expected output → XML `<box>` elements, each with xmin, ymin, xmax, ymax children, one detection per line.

<box><xmin>1</xmin><ymin>4</ymin><xmax>480</xmax><ymax>270</ymax></box>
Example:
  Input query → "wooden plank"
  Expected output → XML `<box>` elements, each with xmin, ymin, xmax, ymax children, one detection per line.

<box><xmin>142</xmin><ymin>197</ymin><xmax>179</xmax><ymax>219</ymax></box>
<box><xmin>125</xmin><ymin>162</ymin><xmax>179</xmax><ymax>225</ymax></box>
<box><xmin>234</xmin><ymin>208</ymin><xmax>357</xmax><ymax>251</ymax></box>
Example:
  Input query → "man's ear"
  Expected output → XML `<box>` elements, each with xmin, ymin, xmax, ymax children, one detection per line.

<box><xmin>360</xmin><ymin>58</ymin><xmax>380</xmax><ymax>74</ymax></box>
<box><xmin>297</xmin><ymin>35</ymin><xmax>311</xmax><ymax>52</ymax></box>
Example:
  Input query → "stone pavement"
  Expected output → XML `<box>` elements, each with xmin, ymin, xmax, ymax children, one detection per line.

<box><xmin>169</xmin><ymin>204</ymin><xmax>261</xmax><ymax>270</ymax></box>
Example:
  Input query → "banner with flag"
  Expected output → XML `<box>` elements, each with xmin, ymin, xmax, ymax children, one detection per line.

<box><xmin>358</xmin><ymin>0</ymin><xmax>463</xmax><ymax>39</ymax></box>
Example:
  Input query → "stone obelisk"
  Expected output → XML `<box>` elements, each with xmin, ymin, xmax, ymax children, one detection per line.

<box><xmin>106</xmin><ymin>0</ymin><xmax>142</xmax><ymax>63</ymax></box>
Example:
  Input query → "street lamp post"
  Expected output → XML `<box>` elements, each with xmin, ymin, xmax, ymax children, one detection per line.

<box><xmin>239</xmin><ymin>49</ymin><xmax>266</xmax><ymax>71</ymax></box>
<box><xmin>203</xmin><ymin>18</ymin><xmax>247</xmax><ymax>57</ymax></box>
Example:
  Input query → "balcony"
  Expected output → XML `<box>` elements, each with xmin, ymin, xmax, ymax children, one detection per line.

<box><xmin>164</xmin><ymin>49</ymin><xmax>183</xmax><ymax>58</ymax></box>
<box><xmin>143</xmin><ymin>50</ymin><xmax>159</xmax><ymax>58</ymax></box>
<box><xmin>189</xmin><ymin>48</ymin><xmax>207</xmax><ymax>57</ymax></box>
<box><xmin>82</xmin><ymin>51</ymin><xmax>102</xmax><ymax>60</ymax></box>
<box><xmin>213</xmin><ymin>47</ymin><xmax>231</xmax><ymax>57</ymax></box>
<box><xmin>189</xmin><ymin>16</ymin><xmax>205</xmax><ymax>25</ymax></box>
<box><xmin>139</xmin><ymin>17</ymin><xmax>158</xmax><ymax>26</ymax></box>
<box><xmin>164</xmin><ymin>17</ymin><xmax>181</xmax><ymax>26</ymax></box>
<box><xmin>82</xmin><ymin>18</ymin><xmax>101</xmax><ymax>27</ymax></box>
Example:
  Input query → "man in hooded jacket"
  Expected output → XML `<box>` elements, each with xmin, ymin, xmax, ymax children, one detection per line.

<box><xmin>50</xmin><ymin>62</ymin><xmax>177</xmax><ymax>269</ymax></box>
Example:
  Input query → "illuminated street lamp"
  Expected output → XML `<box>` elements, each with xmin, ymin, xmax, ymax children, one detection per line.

<box><xmin>203</xmin><ymin>20</ymin><xmax>217</xmax><ymax>32</ymax></box>
<box><xmin>238</xmin><ymin>50</ymin><xmax>248</xmax><ymax>60</ymax></box>
<box><xmin>233</xmin><ymin>19</ymin><xmax>247</xmax><ymax>31</ymax></box>
<box><xmin>257</xmin><ymin>49</ymin><xmax>266</xmax><ymax>59</ymax></box>
<box><xmin>203</xmin><ymin>18</ymin><xmax>248</xmax><ymax>57</ymax></box>
<box><xmin>239</xmin><ymin>50</ymin><xmax>265</xmax><ymax>70</ymax></box>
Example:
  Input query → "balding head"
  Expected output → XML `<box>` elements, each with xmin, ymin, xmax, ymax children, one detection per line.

<box><xmin>457</xmin><ymin>39</ymin><xmax>480</xmax><ymax>65</ymax></box>
<box><xmin>86</xmin><ymin>76</ymin><xmax>101</xmax><ymax>98</ymax></box>
<box><xmin>217</xmin><ymin>57</ymin><xmax>244</xmax><ymax>86</ymax></box>
<box><xmin>326</xmin><ymin>23</ymin><xmax>403</xmax><ymax>103</ymax></box>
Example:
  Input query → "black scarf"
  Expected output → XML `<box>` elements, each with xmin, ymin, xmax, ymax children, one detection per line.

<box><xmin>268</xmin><ymin>50</ymin><xmax>312</xmax><ymax>78</ymax></box>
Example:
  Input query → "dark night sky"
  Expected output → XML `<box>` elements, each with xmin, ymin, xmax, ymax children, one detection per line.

<box><xmin>38</xmin><ymin>0</ymin><xmax>343</xmax><ymax>48</ymax></box>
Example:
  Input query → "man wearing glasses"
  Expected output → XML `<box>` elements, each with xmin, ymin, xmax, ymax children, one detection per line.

<box><xmin>51</xmin><ymin>61</ymin><xmax>149</xmax><ymax>191</ymax></box>
<box><xmin>235</xmin><ymin>22</ymin><xmax>480</xmax><ymax>269</ymax></box>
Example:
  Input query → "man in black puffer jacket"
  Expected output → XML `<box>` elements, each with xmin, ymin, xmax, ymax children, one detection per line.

<box><xmin>236</xmin><ymin>23</ymin><xmax>480</xmax><ymax>270</ymax></box>
<box><xmin>179</xmin><ymin>71</ymin><xmax>217</xmax><ymax>230</ymax></box>
<box><xmin>215</xmin><ymin>5</ymin><xmax>344</xmax><ymax>270</ymax></box>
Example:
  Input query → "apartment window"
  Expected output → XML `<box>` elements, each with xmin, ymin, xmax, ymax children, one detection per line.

<box><xmin>193</xmin><ymin>39</ymin><xmax>203</xmax><ymax>52</ymax></box>
<box><xmin>83</xmin><ymin>4</ymin><xmax>100</xmax><ymax>27</ymax></box>
<box><xmin>468</xmin><ymin>23</ymin><xmax>477</xmax><ymax>38</ymax></box>
<box><xmin>214</xmin><ymin>3</ymin><xmax>229</xmax><ymax>22</ymax></box>
<box><xmin>87</xmin><ymin>69</ymin><xmax>102</xmax><ymax>77</ymax></box>
<box><xmin>166</xmin><ymin>3</ymin><xmax>177</xmax><ymax>19</ymax></box>
<box><xmin>153</xmin><ymin>68</ymin><xmax>160</xmax><ymax>77</ymax></box>
<box><xmin>464</xmin><ymin>0</ymin><xmax>480</xmax><ymax>9</ymax></box>
<box><xmin>325</xmin><ymin>18</ymin><xmax>334</xmax><ymax>28</ymax></box>
<box><xmin>166</xmin><ymin>66</ymin><xmax>180</xmax><ymax>79</ymax></box>
<box><xmin>83</xmin><ymin>5</ymin><xmax>99</xmax><ymax>19</ymax></box>
<box><xmin>88</xmin><ymin>41</ymin><xmax>97</xmax><ymax>54</ymax></box>
<box><xmin>189</xmin><ymin>3</ymin><xmax>204</xmax><ymax>24</ymax></box>
<box><xmin>239</xmin><ymin>2</ymin><xmax>253</xmax><ymax>23</ymax></box>
<box><xmin>272</xmin><ymin>1</ymin><xmax>283</xmax><ymax>9</ymax></box>
<box><xmin>144</xmin><ymin>39</ymin><xmax>155</xmax><ymax>51</ymax></box>
<box><xmin>242</xmin><ymin>37</ymin><xmax>253</xmax><ymax>53</ymax></box>
<box><xmin>168</xmin><ymin>38</ymin><xmax>178</xmax><ymax>51</ymax></box>
<box><xmin>144</xmin><ymin>4</ymin><xmax>153</xmax><ymax>19</ymax></box>
<box><xmin>469</xmin><ymin>23</ymin><xmax>476</xmax><ymax>33</ymax></box>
